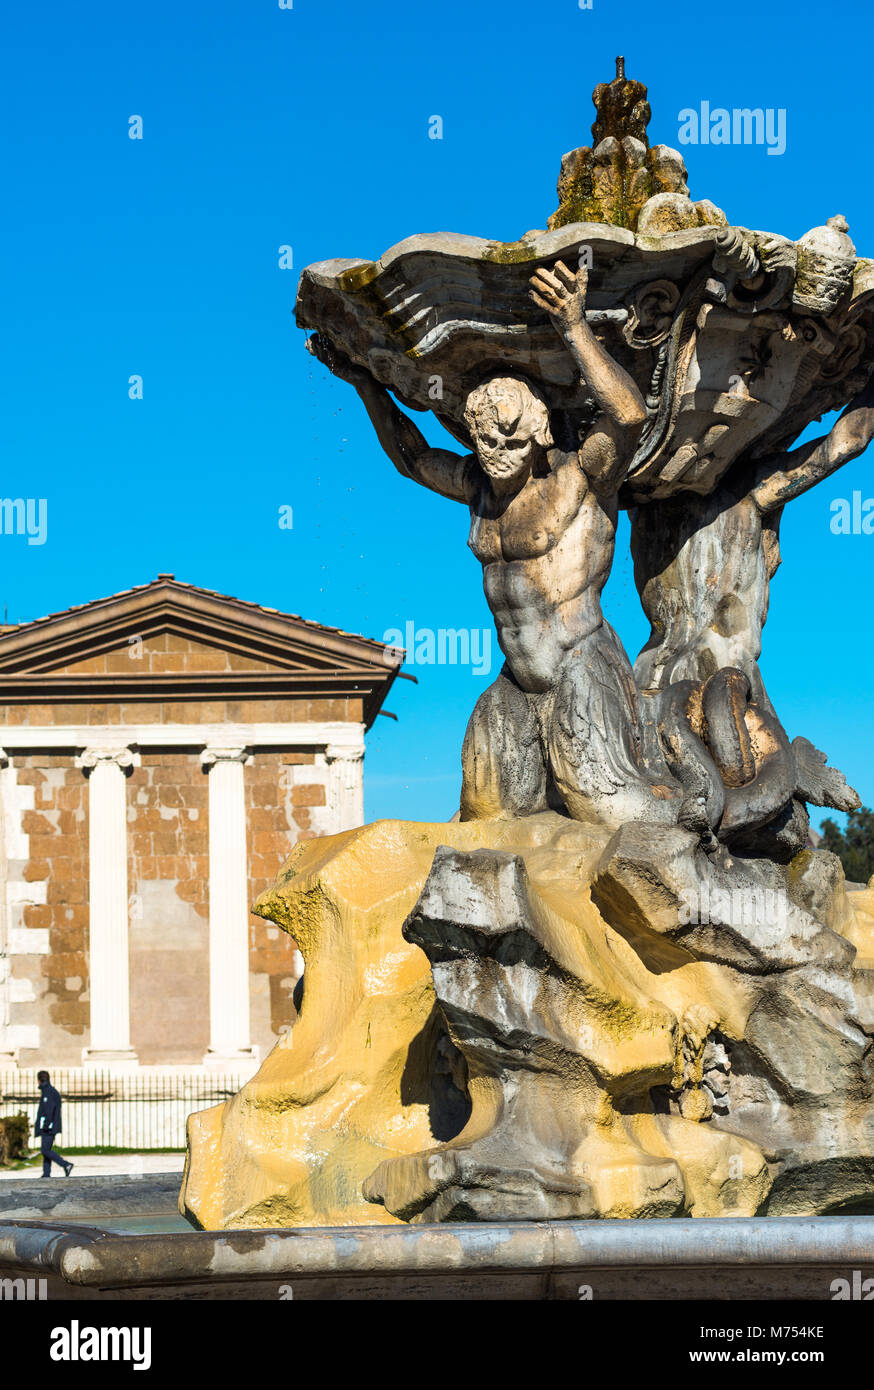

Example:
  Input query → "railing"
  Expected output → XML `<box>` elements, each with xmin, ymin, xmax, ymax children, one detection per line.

<box><xmin>0</xmin><ymin>1070</ymin><xmax>243</xmax><ymax>1151</ymax></box>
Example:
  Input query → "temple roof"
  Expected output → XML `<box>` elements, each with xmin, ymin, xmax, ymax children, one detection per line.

<box><xmin>0</xmin><ymin>576</ymin><xmax>404</xmax><ymax>729</ymax></box>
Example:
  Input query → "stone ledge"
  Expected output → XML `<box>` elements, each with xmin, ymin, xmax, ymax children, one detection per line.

<box><xmin>0</xmin><ymin>1174</ymin><xmax>183</xmax><ymax>1220</ymax></box>
<box><xmin>1</xmin><ymin>1216</ymin><xmax>873</xmax><ymax>1300</ymax></box>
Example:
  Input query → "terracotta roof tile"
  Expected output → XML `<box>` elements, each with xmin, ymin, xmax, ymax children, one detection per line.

<box><xmin>4</xmin><ymin>577</ymin><xmax>391</xmax><ymax>654</ymax></box>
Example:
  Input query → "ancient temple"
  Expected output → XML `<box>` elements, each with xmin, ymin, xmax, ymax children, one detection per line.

<box><xmin>0</xmin><ymin>576</ymin><xmax>402</xmax><ymax>1072</ymax></box>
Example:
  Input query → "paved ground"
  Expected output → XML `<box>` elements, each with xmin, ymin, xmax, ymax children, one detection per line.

<box><xmin>0</xmin><ymin>1153</ymin><xmax>185</xmax><ymax>1180</ymax></box>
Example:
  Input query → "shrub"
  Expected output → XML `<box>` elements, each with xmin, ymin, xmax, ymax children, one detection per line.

<box><xmin>0</xmin><ymin>1111</ymin><xmax>31</xmax><ymax>1165</ymax></box>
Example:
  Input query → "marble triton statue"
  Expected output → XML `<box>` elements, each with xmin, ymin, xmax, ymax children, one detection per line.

<box><xmin>312</xmin><ymin>259</ymin><xmax>682</xmax><ymax>829</ymax></box>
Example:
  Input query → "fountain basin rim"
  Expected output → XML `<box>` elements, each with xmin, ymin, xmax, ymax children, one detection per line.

<box><xmin>2</xmin><ymin>1215</ymin><xmax>874</xmax><ymax>1290</ymax></box>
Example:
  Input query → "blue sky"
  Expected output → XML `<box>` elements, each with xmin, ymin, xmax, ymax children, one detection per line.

<box><xmin>2</xmin><ymin>0</ymin><xmax>872</xmax><ymax>825</ymax></box>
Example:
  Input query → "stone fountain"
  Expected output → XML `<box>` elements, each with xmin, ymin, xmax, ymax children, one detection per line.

<box><xmin>173</xmin><ymin>59</ymin><xmax>874</xmax><ymax>1233</ymax></box>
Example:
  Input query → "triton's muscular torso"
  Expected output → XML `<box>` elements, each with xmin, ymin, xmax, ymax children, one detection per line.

<box><xmin>467</xmin><ymin>448</ymin><xmax>617</xmax><ymax>694</ymax></box>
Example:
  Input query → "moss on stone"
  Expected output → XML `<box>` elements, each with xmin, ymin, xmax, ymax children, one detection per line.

<box><xmin>482</xmin><ymin>238</ymin><xmax>540</xmax><ymax>264</ymax></box>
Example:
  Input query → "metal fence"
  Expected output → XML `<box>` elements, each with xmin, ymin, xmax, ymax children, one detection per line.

<box><xmin>0</xmin><ymin>1070</ymin><xmax>244</xmax><ymax>1151</ymax></box>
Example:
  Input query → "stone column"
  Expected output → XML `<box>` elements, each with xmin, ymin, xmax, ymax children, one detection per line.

<box><xmin>201</xmin><ymin>747</ymin><xmax>258</xmax><ymax>1069</ymax></box>
<box><xmin>325</xmin><ymin>744</ymin><xmax>365</xmax><ymax>832</ymax></box>
<box><xmin>78</xmin><ymin>747</ymin><xmax>139</xmax><ymax>1065</ymax></box>
<box><xmin>0</xmin><ymin>749</ymin><xmax>16</xmax><ymax>1065</ymax></box>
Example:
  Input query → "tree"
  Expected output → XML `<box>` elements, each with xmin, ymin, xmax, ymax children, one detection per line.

<box><xmin>821</xmin><ymin>807</ymin><xmax>874</xmax><ymax>885</ymax></box>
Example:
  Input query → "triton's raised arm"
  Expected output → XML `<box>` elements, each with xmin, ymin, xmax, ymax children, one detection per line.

<box><xmin>529</xmin><ymin>260</ymin><xmax>647</xmax><ymax>490</ymax></box>
<box><xmin>752</xmin><ymin>373</ymin><xmax>874</xmax><ymax>512</ymax></box>
<box><xmin>308</xmin><ymin>334</ymin><xmax>474</xmax><ymax>503</ymax></box>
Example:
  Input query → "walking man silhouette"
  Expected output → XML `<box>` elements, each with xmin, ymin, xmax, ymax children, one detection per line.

<box><xmin>35</xmin><ymin>1070</ymin><xmax>73</xmax><ymax>1177</ymax></box>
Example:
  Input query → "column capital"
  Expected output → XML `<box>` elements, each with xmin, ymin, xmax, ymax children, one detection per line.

<box><xmin>201</xmin><ymin>746</ymin><xmax>252</xmax><ymax>768</ymax></box>
<box><xmin>325</xmin><ymin>743</ymin><xmax>365</xmax><ymax>764</ymax></box>
<box><xmin>76</xmin><ymin>746</ymin><xmax>138</xmax><ymax>772</ymax></box>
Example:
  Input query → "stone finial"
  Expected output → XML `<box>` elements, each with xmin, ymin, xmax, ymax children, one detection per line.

<box><xmin>794</xmin><ymin>213</ymin><xmax>857</xmax><ymax>313</ymax></box>
<box><xmin>800</xmin><ymin>214</ymin><xmax>856</xmax><ymax>259</ymax></box>
<box><xmin>590</xmin><ymin>55</ymin><xmax>651</xmax><ymax>149</ymax></box>
<box><xmin>548</xmin><ymin>61</ymin><xmax>718</xmax><ymax>233</ymax></box>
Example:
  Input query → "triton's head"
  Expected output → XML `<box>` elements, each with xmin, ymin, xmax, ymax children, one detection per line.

<box><xmin>464</xmin><ymin>376</ymin><xmax>552</xmax><ymax>485</ymax></box>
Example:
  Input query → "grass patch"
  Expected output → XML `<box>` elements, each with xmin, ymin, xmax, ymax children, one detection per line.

<box><xmin>62</xmin><ymin>1147</ymin><xmax>185</xmax><ymax>1155</ymax></box>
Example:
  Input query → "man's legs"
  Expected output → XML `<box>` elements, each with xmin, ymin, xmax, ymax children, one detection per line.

<box><xmin>40</xmin><ymin>1132</ymin><xmax>70</xmax><ymax>1176</ymax></box>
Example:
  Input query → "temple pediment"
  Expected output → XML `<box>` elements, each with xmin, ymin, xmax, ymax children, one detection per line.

<box><xmin>0</xmin><ymin>576</ymin><xmax>402</xmax><ymax>725</ymax></box>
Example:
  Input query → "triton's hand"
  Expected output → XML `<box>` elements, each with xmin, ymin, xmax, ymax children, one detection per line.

<box><xmin>529</xmin><ymin>260</ymin><xmax>588</xmax><ymax>332</ymax></box>
<box><xmin>306</xmin><ymin>333</ymin><xmax>372</xmax><ymax>387</ymax></box>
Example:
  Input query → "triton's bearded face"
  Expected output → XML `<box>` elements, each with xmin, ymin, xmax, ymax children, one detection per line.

<box><xmin>475</xmin><ymin>421</ymin><xmax>535</xmax><ymax>480</ymax></box>
<box><xmin>464</xmin><ymin>376</ymin><xmax>552</xmax><ymax>485</ymax></box>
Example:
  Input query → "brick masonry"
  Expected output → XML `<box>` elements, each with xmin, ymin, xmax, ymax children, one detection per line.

<box><xmin>0</xmin><ymin>697</ymin><xmax>363</xmax><ymax>726</ymax></box>
<box><xmin>4</xmin><ymin>755</ymin><xmax>89</xmax><ymax>1064</ymax></box>
<box><xmin>127</xmin><ymin>752</ymin><xmax>210</xmax><ymax>1066</ymax></box>
<box><xmin>246</xmin><ymin>751</ymin><xmax>331</xmax><ymax>1052</ymax></box>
